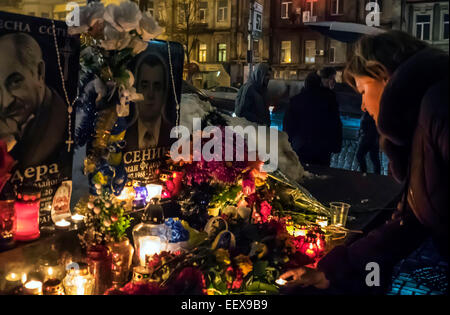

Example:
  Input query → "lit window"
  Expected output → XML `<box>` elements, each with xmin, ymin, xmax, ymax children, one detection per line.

<box><xmin>199</xmin><ymin>44</ymin><xmax>207</xmax><ymax>62</ymax></box>
<box><xmin>218</xmin><ymin>43</ymin><xmax>227</xmax><ymax>62</ymax></box>
<box><xmin>415</xmin><ymin>14</ymin><xmax>431</xmax><ymax>41</ymax></box>
<box><xmin>217</xmin><ymin>0</ymin><xmax>228</xmax><ymax>22</ymax></box>
<box><xmin>281</xmin><ymin>41</ymin><xmax>292</xmax><ymax>64</ymax></box>
<box><xmin>305</xmin><ymin>40</ymin><xmax>316</xmax><ymax>64</ymax></box>
<box><xmin>331</xmin><ymin>0</ymin><xmax>344</xmax><ymax>15</ymax></box>
<box><xmin>443</xmin><ymin>13</ymin><xmax>449</xmax><ymax>40</ymax></box>
<box><xmin>281</xmin><ymin>1</ymin><xmax>293</xmax><ymax>19</ymax></box>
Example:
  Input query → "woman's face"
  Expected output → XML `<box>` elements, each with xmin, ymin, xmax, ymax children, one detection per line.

<box><xmin>354</xmin><ymin>75</ymin><xmax>387</xmax><ymax>123</ymax></box>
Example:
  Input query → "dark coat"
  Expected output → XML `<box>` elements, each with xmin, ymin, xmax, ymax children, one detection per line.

<box><xmin>235</xmin><ymin>64</ymin><xmax>271</xmax><ymax>127</ymax></box>
<box><xmin>284</xmin><ymin>86</ymin><xmax>342</xmax><ymax>165</ymax></box>
<box><xmin>359</xmin><ymin>111</ymin><xmax>378</xmax><ymax>142</ymax></box>
<box><xmin>317</xmin><ymin>47</ymin><xmax>449</xmax><ymax>294</ymax></box>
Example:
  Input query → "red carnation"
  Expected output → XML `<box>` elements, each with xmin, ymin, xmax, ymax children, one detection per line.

<box><xmin>259</xmin><ymin>201</ymin><xmax>272</xmax><ymax>223</ymax></box>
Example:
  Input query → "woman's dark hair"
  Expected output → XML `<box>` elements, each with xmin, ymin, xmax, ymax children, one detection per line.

<box><xmin>344</xmin><ymin>30</ymin><xmax>428</xmax><ymax>90</ymax></box>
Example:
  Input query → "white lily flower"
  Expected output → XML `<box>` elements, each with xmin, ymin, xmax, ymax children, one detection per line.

<box><xmin>138</xmin><ymin>11</ymin><xmax>165</xmax><ymax>41</ymax></box>
<box><xmin>99</xmin><ymin>22</ymin><xmax>131</xmax><ymax>51</ymax></box>
<box><xmin>103</xmin><ymin>1</ymin><xmax>142</xmax><ymax>33</ymax></box>
<box><xmin>129</xmin><ymin>36</ymin><xmax>148</xmax><ymax>56</ymax></box>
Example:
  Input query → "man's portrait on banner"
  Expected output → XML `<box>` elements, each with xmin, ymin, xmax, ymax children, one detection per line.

<box><xmin>126</xmin><ymin>51</ymin><xmax>175</xmax><ymax>151</ymax></box>
<box><xmin>0</xmin><ymin>32</ymin><xmax>68</xmax><ymax>170</ymax></box>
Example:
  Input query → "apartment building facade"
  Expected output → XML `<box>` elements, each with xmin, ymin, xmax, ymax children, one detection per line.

<box><xmin>403</xmin><ymin>0</ymin><xmax>448</xmax><ymax>52</ymax></box>
<box><xmin>270</xmin><ymin>0</ymin><xmax>403</xmax><ymax>81</ymax></box>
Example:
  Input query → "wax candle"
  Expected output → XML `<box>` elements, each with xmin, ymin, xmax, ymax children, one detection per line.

<box><xmin>23</xmin><ymin>280</ymin><xmax>43</xmax><ymax>295</ymax></box>
<box><xmin>138</xmin><ymin>236</ymin><xmax>161</xmax><ymax>266</ymax></box>
<box><xmin>71</xmin><ymin>214</ymin><xmax>84</xmax><ymax>223</ymax></box>
<box><xmin>55</xmin><ymin>219</ymin><xmax>71</xmax><ymax>230</ymax></box>
<box><xmin>14</xmin><ymin>190</ymin><xmax>41</xmax><ymax>241</ymax></box>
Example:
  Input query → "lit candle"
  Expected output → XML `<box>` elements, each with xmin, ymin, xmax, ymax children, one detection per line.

<box><xmin>75</xmin><ymin>276</ymin><xmax>87</xmax><ymax>295</ymax></box>
<box><xmin>55</xmin><ymin>219</ymin><xmax>71</xmax><ymax>229</ymax></box>
<box><xmin>139</xmin><ymin>236</ymin><xmax>161</xmax><ymax>266</ymax></box>
<box><xmin>316</xmin><ymin>216</ymin><xmax>328</xmax><ymax>228</ymax></box>
<box><xmin>71</xmin><ymin>214</ymin><xmax>84</xmax><ymax>223</ymax></box>
<box><xmin>5</xmin><ymin>272</ymin><xmax>22</xmax><ymax>290</ymax></box>
<box><xmin>145</xmin><ymin>184</ymin><xmax>163</xmax><ymax>202</ymax></box>
<box><xmin>23</xmin><ymin>280</ymin><xmax>43</xmax><ymax>295</ymax></box>
<box><xmin>14</xmin><ymin>191</ymin><xmax>41</xmax><ymax>241</ymax></box>
<box><xmin>275</xmin><ymin>278</ymin><xmax>287</xmax><ymax>286</ymax></box>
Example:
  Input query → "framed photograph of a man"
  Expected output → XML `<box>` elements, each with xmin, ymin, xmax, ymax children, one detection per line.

<box><xmin>123</xmin><ymin>40</ymin><xmax>183</xmax><ymax>184</ymax></box>
<box><xmin>0</xmin><ymin>12</ymin><xmax>80</xmax><ymax>215</ymax></box>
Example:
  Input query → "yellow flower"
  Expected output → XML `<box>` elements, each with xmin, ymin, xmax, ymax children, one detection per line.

<box><xmin>234</xmin><ymin>254</ymin><xmax>253</xmax><ymax>277</ymax></box>
<box><xmin>214</xmin><ymin>248</ymin><xmax>231</xmax><ymax>265</ymax></box>
<box><xmin>255</xmin><ymin>177</ymin><xmax>266</xmax><ymax>187</ymax></box>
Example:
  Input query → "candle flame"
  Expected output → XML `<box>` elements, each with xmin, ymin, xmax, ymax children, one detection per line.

<box><xmin>48</xmin><ymin>267</ymin><xmax>53</xmax><ymax>276</ymax></box>
<box><xmin>21</xmin><ymin>273</ymin><xmax>27</xmax><ymax>284</ymax></box>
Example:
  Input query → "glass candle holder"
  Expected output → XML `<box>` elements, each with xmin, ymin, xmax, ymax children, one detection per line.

<box><xmin>0</xmin><ymin>199</ymin><xmax>16</xmax><ymax>249</ymax></box>
<box><xmin>63</xmin><ymin>262</ymin><xmax>94</xmax><ymax>295</ymax></box>
<box><xmin>14</xmin><ymin>189</ymin><xmax>41</xmax><ymax>241</ymax></box>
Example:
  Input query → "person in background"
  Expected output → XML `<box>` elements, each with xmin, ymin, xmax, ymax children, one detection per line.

<box><xmin>235</xmin><ymin>63</ymin><xmax>272</xmax><ymax>127</ymax></box>
<box><xmin>319</xmin><ymin>67</ymin><xmax>337</xmax><ymax>90</ymax></box>
<box><xmin>283</xmin><ymin>71</ymin><xmax>342</xmax><ymax>167</ymax></box>
<box><xmin>356</xmin><ymin>111</ymin><xmax>381</xmax><ymax>175</ymax></box>
<box><xmin>280</xmin><ymin>30</ymin><xmax>448</xmax><ymax>294</ymax></box>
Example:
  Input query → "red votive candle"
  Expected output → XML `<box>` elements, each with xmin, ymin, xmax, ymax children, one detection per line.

<box><xmin>14</xmin><ymin>188</ymin><xmax>41</xmax><ymax>241</ymax></box>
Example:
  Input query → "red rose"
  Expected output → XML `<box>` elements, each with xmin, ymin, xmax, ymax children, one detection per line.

<box><xmin>0</xmin><ymin>139</ymin><xmax>15</xmax><ymax>193</ymax></box>
<box><xmin>172</xmin><ymin>267</ymin><xmax>206</xmax><ymax>295</ymax></box>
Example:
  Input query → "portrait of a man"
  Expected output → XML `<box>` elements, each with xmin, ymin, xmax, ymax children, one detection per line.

<box><xmin>0</xmin><ymin>32</ymin><xmax>68</xmax><ymax>169</ymax></box>
<box><xmin>126</xmin><ymin>52</ymin><xmax>175</xmax><ymax>150</ymax></box>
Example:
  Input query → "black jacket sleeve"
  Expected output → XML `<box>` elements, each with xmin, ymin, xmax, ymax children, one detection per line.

<box><xmin>317</xmin><ymin>206</ymin><xmax>429</xmax><ymax>294</ymax></box>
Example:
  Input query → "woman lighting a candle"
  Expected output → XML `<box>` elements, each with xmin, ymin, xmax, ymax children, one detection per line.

<box><xmin>280</xmin><ymin>30</ymin><xmax>448</xmax><ymax>294</ymax></box>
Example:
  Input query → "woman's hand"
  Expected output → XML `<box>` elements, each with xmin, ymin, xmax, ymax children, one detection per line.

<box><xmin>279</xmin><ymin>267</ymin><xmax>330</xmax><ymax>290</ymax></box>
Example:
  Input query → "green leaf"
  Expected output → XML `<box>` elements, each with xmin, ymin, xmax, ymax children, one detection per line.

<box><xmin>253</xmin><ymin>261</ymin><xmax>268</xmax><ymax>278</ymax></box>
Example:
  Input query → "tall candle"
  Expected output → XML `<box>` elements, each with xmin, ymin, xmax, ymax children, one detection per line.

<box><xmin>14</xmin><ymin>191</ymin><xmax>41</xmax><ymax>241</ymax></box>
<box><xmin>139</xmin><ymin>236</ymin><xmax>161</xmax><ymax>266</ymax></box>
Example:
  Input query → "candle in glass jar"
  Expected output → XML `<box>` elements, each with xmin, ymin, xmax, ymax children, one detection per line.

<box><xmin>14</xmin><ymin>189</ymin><xmax>41</xmax><ymax>241</ymax></box>
<box><xmin>23</xmin><ymin>280</ymin><xmax>43</xmax><ymax>295</ymax></box>
<box><xmin>139</xmin><ymin>236</ymin><xmax>161</xmax><ymax>265</ymax></box>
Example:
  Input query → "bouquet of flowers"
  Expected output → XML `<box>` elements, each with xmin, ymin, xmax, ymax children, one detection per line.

<box><xmin>105</xmin><ymin>120</ymin><xmax>330</xmax><ymax>295</ymax></box>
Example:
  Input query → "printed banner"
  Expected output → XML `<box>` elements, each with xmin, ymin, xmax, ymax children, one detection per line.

<box><xmin>0</xmin><ymin>11</ymin><xmax>80</xmax><ymax>223</ymax></box>
<box><xmin>123</xmin><ymin>40</ymin><xmax>183</xmax><ymax>185</ymax></box>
